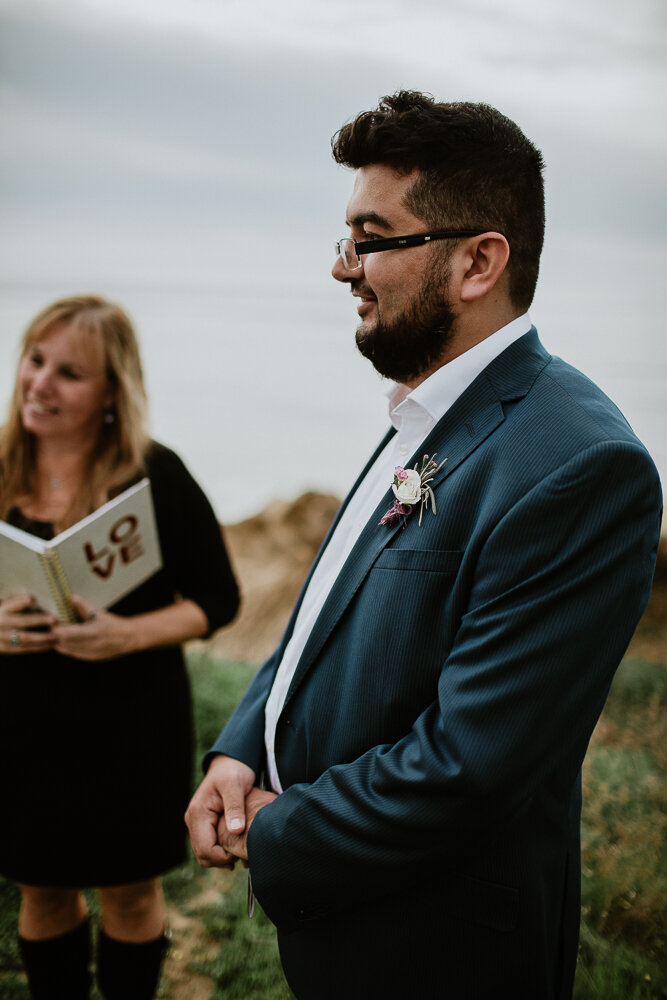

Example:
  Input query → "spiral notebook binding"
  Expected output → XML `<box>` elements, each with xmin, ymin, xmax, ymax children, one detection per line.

<box><xmin>41</xmin><ymin>549</ymin><xmax>77</xmax><ymax>622</ymax></box>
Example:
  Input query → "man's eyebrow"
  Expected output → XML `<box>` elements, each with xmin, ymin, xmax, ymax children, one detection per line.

<box><xmin>346</xmin><ymin>210</ymin><xmax>393</xmax><ymax>230</ymax></box>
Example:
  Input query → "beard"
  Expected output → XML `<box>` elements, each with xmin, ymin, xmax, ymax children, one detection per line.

<box><xmin>354</xmin><ymin>252</ymin><xmax>456</xmax><ymax>384</ymax></box>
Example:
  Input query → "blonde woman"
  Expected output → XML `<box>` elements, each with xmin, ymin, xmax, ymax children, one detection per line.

<box><xmin>0</xmin><ymin>295</ymin><xmax>239</xmax><ymax>999</ymax></box>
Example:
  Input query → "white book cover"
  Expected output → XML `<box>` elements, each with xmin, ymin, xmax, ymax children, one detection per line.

<box><xmin>0</xmin><ymin>478</ymin><xmax>162</xmax><ymax>622</ymax></box>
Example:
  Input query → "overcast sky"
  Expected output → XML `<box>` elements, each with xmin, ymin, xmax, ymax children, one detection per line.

<box><xmin>1</xmin><ymin>0</ymin><xmax>665</xmax><ymax>285</ymax></box>
<box><xmin>0</xmin><ymin>0</ymin><xmax>665</xmax><ymax>511</ymax></box>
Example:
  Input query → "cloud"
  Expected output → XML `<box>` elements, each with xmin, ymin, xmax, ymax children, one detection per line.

<box><xmin>0</xmin><ymin>0</ymin><xmax>664</xmax><ymax>505</ymax></box>
<box><xmin>0</xmin><ymin>0</ymin><xmax>665</xmax><ymax>284</ymax></box>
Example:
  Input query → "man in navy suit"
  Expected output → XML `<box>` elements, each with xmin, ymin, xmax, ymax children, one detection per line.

<box><xmin>186</xmin><ymin>92</ymin><xmax>662</xmax><ymax>999</ymax></box>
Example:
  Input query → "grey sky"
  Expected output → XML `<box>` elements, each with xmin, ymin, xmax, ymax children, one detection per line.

<box><xmin>2</xmin><ymin>0</ymin><xmax>665</xmax><ymax>285</ymax></box>
<box><xmin>0</xmin><ymin>0</ymin><xmax>665</xmax><ymax>513</ymax></box>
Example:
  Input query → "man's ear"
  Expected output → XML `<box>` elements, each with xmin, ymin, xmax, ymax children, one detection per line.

<box><xmin>459</xmin><ymin>233</ymin><xmax>510</xmax><ymax>302</ymax></box>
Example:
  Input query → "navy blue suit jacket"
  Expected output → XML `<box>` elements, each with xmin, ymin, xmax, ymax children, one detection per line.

<box><xmin>211</xmin><ymin>330</ymin><xmax>662</xmax><ymax>999</ymax></box>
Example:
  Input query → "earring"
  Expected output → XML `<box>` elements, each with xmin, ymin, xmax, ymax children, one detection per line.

<box><xmin>104</xmin><ymin>410</ymin><xmax>115</xmax><ymax>424</ymax></box>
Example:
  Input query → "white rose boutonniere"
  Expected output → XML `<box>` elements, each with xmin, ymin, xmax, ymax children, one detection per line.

<box><xmin>392</xmin><ymin>467</ymin><xmax>422</xmax><ymax>504</ymax></box>
<box><xmin>380</xmin><ymin>453</ymin><xmax>447</xmax><ymax>527</ymax></box>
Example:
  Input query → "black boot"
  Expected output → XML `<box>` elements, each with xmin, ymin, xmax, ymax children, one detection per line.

<box><xmin>18</xmin><ymin>919</ymin><xmax>91</xmax><ymax>1000</ymax></box>
<box><xmin>97</xmin><ymin>928</ymin><xmax>169</xmax><ymax>1000</ymax></box>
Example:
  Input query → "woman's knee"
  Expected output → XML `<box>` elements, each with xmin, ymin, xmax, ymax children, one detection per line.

<box><xmin>18</xmin><ymin>884</ymin><xmax>81</xmax><ymax>920</ymax></box>
<box><xmin>99</xmin><ymin>879</ymin><xmax>162</xmax><ymax>920</ymax></box>
<box><xmin>17</xmin><ymin>884</ymin><xmax>86</xmax><ymax>938</ymax></box>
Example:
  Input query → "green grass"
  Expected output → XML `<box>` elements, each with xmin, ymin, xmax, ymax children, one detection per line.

<box><xmin>1</xmin><ymin>651</ymin><xmax>665</xmax><ymax>998</ymax></box>
<box><xmin>176</xmin><ymin>866</ymin><xmax>292</xmax><ymax>1000</ymax></box>
<box><xmin>576</xmin><ymin>656</ymin><xmax>667</xmax><ymax>999</ymax></box>
<box><xmin>0</xmin><ymin>878</ymin><xmax>23</xmax><ymax>996</ymax></box>
<box><xmin>161</xmin><ymin>653</ymin><xmax>291</xmax><ymax>998</ymax></box>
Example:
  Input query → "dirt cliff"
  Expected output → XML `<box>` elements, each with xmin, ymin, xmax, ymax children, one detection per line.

<box><xmin>197</xmin><ymin>492</ymin><xmax>341</xmax><ymax>664</ymax></box>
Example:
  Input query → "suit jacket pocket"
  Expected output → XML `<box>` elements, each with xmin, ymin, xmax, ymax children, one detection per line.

<box><xmin>375</xmin><ymin>548</ymin><xmax>462</xmax><ymax>574</ymax></box>
<box><xmin>439</xmin><ymin>870</ymin><xmax>519</xmax><ymax>932</ymax></box>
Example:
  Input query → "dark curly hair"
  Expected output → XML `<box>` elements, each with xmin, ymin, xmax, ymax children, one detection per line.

<box><xmin>332</xmin><ymin>91</ymin><xmax>545</xmax><ymax>311</ymax></box>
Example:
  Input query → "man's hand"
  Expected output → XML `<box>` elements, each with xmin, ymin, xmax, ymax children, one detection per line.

<box><xmin>186</xmin><ymin>754</ymin><xmax>258</xmax><ymax>868</ymax></box>
<box><xmin>216</xmin><ymin>786</ymin><xmax>278</xmax><ymax>862</ymax></box>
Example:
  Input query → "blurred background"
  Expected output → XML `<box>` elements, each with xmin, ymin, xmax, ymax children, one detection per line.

<box><xmin>1</xmin><ymin>8</ymin><xmax>666</xmax><ymax>997</ymax></box>
<box><xmin>1</xmin><ymin>0</ymin><xmax>665</xmax><ymax>523</ymax></box>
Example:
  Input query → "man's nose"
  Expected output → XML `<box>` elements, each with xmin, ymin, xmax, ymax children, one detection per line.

<box><xmin>332</xmin><ymin>254</ymin><xmax>363</xmax><ymax>283</ymax></box>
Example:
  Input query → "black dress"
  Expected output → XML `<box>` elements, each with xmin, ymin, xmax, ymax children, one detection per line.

<box><xmin>0</xmin><ymin>442</ymin><xmax>239</xmax><ymax>887</ymax></box>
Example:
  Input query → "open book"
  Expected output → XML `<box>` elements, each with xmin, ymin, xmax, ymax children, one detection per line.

<box><xmin>0</xmin><ymin>478</ymin><xmax>162</xmax><ymax>622</ymax></box>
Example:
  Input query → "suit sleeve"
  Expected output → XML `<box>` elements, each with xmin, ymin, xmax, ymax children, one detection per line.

<box><xmin>244</xmin><ymin>439</ymin><xmax>662</xmax><ymax>930</ymax></box>
<box><xmin>205</xmin><ymin>649</ymin><xmax>280</xmax><ymax>776</ymax></box>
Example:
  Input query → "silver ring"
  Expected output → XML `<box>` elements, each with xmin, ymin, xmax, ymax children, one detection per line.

<box><xmin>10</xmin><ymin>630</ymin><xmax>20</xmax><ymax>647</ymax></box>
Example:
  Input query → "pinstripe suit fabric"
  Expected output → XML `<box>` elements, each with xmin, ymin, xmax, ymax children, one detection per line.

<box><xmin>210</xmin><ymin>329</ymin><xmax>662</xmax><ymax>999</ymax></box>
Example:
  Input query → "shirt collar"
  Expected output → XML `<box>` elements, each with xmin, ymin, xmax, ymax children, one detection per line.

<box><xmin>387</xmin><ymin>313</ymin><xmax>532</xmax><ymax>428</ymax></box>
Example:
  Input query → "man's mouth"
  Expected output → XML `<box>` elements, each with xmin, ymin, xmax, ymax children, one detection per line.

<box><xmin>352</xmin><ymin>287</ymin><xmax>377</xmax><ymax>316</ymax></box>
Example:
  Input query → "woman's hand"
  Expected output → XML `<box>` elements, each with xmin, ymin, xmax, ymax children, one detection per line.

<box><xmin>0</xmin><ymin>594</ymin><xmax>56</xmax><ymax>654</ymax></box>
<box><xmin>52</xmin><ymin>594</ymin><xmax>208</xmax><ymax>662</ymax></box>
<box><xmin>51</xmin><ymin>594</ymin><xmax>132</xmax><ymax>661</ymax></box>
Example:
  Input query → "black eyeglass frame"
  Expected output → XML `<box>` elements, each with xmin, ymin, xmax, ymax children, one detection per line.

<box><xmin>335</xmin><ymin>229</ymin><xmax>489</xmax><ymax>269</ymax></box>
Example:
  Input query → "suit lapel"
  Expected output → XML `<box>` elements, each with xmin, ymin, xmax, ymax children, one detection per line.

<box><xmin>321</xmin><ymin>426</ymin><xmax>397</xmax><ymax>542</ymax></box>
<box><xmin>285</xmin><ymin>329</ymin><xmax>551</xmax><ymax>701</ymax></box>
<box><xmin>414</xmin><ymin>327</ymin><xmax>550</xmax><ymax>492</ymax></box>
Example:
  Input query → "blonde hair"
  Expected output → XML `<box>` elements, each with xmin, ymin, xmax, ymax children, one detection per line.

<box><xmin>0</xmin><ymin>295</ymin><xmax>150</xmax><ymax>529</ymax></box>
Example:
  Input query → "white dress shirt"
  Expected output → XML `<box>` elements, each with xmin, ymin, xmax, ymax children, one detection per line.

<box><xmin>264</xmin><ymin>313</ymin><xmax>532</xmax><ymax>791</ymax></box>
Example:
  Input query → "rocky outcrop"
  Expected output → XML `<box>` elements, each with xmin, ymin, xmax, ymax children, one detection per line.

<box><xmin>195</xmin><ymin>492</ymin><xmax>341</xmax><ymax>664</ymax></box>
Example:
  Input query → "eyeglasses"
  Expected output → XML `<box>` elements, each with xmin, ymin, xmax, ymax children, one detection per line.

<box><xmin>334</xmin><ymin>229</ymin><xmax>486</xmax><ymax>271</ymax></box>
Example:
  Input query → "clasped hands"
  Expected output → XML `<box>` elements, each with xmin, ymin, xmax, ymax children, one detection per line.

<box><xmin>186</xmin><ymin>754</ymin><xmax>278</xmax><ymax>868</ymax></box>
<box><xmin>0</xmin><ymin>592</ymin><xmax>132</xmax><ymax>660</ymax></box>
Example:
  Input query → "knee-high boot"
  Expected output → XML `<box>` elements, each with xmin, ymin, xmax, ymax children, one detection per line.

<box><xmin>18</xmin><ymin>919</ymin><xmax>92</xmax><ymax>1000</ymax></box>
<box><xmin>97</xmin><ymin>928</ymin><xmax>169</xmax><ymax>1000</ymax></box>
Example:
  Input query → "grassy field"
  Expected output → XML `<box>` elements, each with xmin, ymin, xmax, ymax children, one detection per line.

<box><xmin>0</xmin><ymin>651</ymin><xmax>665</xmax><ymax>999</ymax></box>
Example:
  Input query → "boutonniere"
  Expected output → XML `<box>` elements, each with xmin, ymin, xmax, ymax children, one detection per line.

<box><xmin>380</xmin><ymin>453</ymin><xmax>447</xmax><ymax>527</ymax></box>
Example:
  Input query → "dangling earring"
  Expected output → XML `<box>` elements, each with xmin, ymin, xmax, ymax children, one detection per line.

<box><xmin>104</xmin><ymin>409</ymin><xmax>115</xmax><ymax>424</ymax></box>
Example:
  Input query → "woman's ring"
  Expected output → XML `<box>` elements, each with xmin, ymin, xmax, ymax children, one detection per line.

<box><xmin>10</xmin><ymin>630</ymin><xmax>20</xmax><ymax>647</ymax></box>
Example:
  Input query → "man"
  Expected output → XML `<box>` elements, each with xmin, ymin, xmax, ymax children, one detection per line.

<box><xmin>186</xmin><ymin>91</ymin><xmax>662</xmax><ymax>999</ymax></box>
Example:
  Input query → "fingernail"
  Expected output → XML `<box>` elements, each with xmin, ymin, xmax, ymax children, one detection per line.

<box><xmin>229</xmin><ymin>818</ymin><xmax>243</xmax><ymax>831</ymax></box>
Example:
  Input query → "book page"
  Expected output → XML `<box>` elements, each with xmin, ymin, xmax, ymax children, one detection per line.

<box><xmin>50</xmin><ymin>479</ymin><xmax>162</xmax><ymax>612</ymax></box>
<box><xmin>0</xmin><ymin>528</ymin><xmax>63</xmax><ymax>616</ymax></box>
